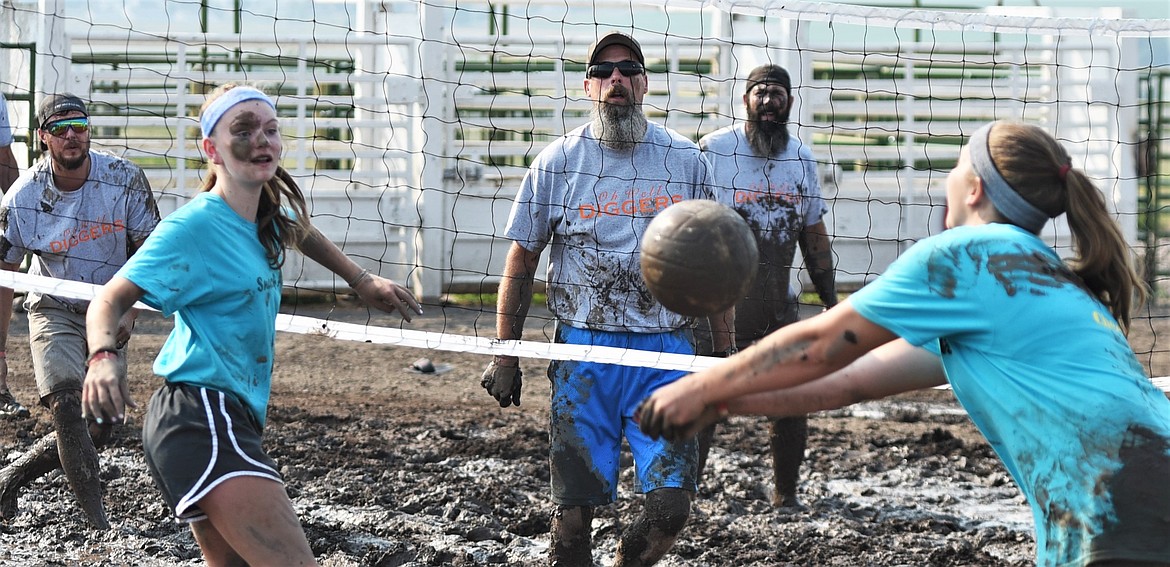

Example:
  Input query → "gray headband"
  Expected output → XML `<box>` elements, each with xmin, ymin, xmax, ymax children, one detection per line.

<box><xmin>968</xmin><ymin>123</ymin><xmax>1048</xmax><ymax>233</ymax></box>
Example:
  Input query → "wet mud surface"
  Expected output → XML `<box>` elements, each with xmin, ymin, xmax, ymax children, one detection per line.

<box><xmin>2</xmin><ymin>298</ymin><xmax>1167</xmax><ymax>566</ymax></box>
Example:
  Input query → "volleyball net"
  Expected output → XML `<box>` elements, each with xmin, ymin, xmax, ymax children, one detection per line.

<box><xmin>1</xmin><ymin>0</ymin><xmax>1169</xmax><ymax>382</ymax></box>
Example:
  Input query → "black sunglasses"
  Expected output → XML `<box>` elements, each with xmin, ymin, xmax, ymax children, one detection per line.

<box><xmin>586</xmin><ymin>60</ymin><xmax>644</xmax><ymax>79</ymax></box>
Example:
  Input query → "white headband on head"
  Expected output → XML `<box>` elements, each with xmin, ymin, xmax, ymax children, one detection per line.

<box><xmin>200</xmin><ymin>87</ymin><xmax>276</xmax><ymax>139</ymax></box>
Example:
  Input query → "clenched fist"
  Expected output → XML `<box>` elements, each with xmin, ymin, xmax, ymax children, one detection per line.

<box><xmin>481</xmin><ymin>358</ymin><xmax>523</xmax><ymax>408</ymax></box>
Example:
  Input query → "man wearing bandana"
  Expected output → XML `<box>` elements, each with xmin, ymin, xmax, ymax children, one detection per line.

<box><xmin>697</xmin><ymin>64</ymin><xmax>838</xmax><ymax>509</ymax></box>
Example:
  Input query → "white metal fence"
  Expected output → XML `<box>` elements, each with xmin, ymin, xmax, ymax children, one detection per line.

<box><xmin>0</xmin><ymin>0</ymin><xmax>1148</xmax><ymax>299</ymax></box>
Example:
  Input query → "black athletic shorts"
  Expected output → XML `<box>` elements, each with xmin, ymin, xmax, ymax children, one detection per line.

<box><xmin>142</xmin><ymin>382</ymin><xmax>282</xmax><ymax>523</ymax></box>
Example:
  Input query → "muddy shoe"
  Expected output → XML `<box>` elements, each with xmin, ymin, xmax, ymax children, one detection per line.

<box><xmin>0</xmin><ymin>390</ymin><xmax>29</xmax><ymax>419</ymax></box>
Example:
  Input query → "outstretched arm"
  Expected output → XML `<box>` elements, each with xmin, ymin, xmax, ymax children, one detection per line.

<box><xmin>729</xmin><ymin>338</ymin><xmax>945</xmax><ymax>416</ymax></box>
<box><xmin>637</xmin><ymin>300</ymin><xmax>900</xmax><ymax>438</ymax></box>
<box><xmin>83</xmin><ymin>276</ymin><xmax>146</xmax><ymax>424</ymax></box>
<box><xmin>641</xmin><ymin>337</ymin><xmax>944</xmax><ymax>440</ymax></box>
<box><xmin>298</xmin><ymin>226</ymin><xmax>422</xmax><ymax>321</ymax></box>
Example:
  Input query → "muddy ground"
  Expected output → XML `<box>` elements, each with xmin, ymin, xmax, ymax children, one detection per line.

<box><xmin>1</xmin><ymin>296</ymin><xmax>1169</xmax><ymax>566</ymax></box>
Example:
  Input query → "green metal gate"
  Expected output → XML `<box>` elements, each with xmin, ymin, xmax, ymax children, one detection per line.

<box><xmin>1139</xmin><ymin>70</ymin><xmax>1170</xmax><ymax>298</ymax></box>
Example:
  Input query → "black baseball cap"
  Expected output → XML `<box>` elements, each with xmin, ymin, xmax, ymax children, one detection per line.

<box><xmin>38</xmin><ymin>93</ymin><xmax>88</xmax><ymax>128</ymax></box>
<box><xmin>587</xmin><ymin>31</ymin><xmax>645</xmax><ymax>66</ymax></box>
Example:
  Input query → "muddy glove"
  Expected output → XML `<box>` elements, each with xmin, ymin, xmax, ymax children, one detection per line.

<box><xmin>481</xmin><ymin>358</ymin><xmax>522</xmax><ymax>408</ymax></box>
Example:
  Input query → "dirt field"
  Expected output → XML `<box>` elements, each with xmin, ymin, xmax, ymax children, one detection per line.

<box><xmin>1</xmin><ymin>296</ymin><xmax>1167</xmax><ymax>566</ymax></box>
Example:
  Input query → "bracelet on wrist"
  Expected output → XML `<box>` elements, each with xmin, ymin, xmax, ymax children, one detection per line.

<box><xmin>347</xmin><ymin>268</ymin><xmax>372</xmax><ymax>288</ymax></box>
<box><xmin>86</xmin><ymin>347</ymin><xmax>119</xmax><ymax>367</ymax></box>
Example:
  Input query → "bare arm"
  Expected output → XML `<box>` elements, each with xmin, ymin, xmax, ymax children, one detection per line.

<box><xmin>298</xmin><ymin>226</ymin><xmax>422</xmax><ymax>321</ymax></box>
<box><xmin>113</xmin><ymin>236</ymin><xmax>155</xmax><ymax>347</ymax></box>
<box><xmin>729</xmin><ymin>339</ymin><xmax>945</xmax><ymax>416</ymax></box>
<box><xmin>0</xmin><ymin>145</ymin><xmax>17</xmax><ymax>194</ymax></box>
<box><xmin>0</xmin><ymin>261</ymin><xmax>19</xmax><ymax>391</ymax></box>
<box><xmin>480</xmin><ymin>241</ymin><xmax>541</xmax><ymax>407</ymax></box>
<box><xmin>494</xmin><ymin>242</ymin><xmax>541</xmax><ymax>362</ymax></box>
<box><xmin>638</xmin><ymin>299</ymin><xmax>899</xmax><ymax>436</ymax></box>
<box><xmin>82</xmin><ymin>276</ymin><xmax>146</xmax><ymax>424</ymax></box>
<box><xmin>706</xmin><ymin>306</ymin><xmax>735</xmax><ymax>354</ymax></box>
<box><xmin>798</xmin><ymin>220</ymin><xmax>837</xmax><ymax>308</ymax></box>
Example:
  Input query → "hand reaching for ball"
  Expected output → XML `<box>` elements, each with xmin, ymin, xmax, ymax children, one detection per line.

<box><xmin>636</xmin><ymin>381</ymin><xmax>729</xmax><ymax>442</ymax></box>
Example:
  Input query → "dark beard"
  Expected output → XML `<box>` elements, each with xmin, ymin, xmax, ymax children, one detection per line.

<box><xmin>590</xmin><ymin>88</ymin><xmax>648</xmax><ymax>151</ymax></box>
<box><xmin>50</xmin><ymin>143</ymin><xmax>90</xmax><ymax>172</ymax></box>
<box><xmin>745</xmin><ymin>119</ymin><xmax>790</xmax><ymax>158</ymax></box>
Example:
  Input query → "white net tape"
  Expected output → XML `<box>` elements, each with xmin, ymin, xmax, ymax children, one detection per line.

<box><xmin>0</xmin><ymin>270</ymin><xmax>723</xmax><ymax>373</ymax></box>
<box><xmin>5</xmin><ymin>269</ymin><xmax>1167</xmax><ymax>393</ymax></box>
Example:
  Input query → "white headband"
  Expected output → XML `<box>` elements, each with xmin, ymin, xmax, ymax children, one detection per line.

<box><xmin>199</xmin><ymin>87</ymin><xmax>276</xmax><ymax>139</ymax></box>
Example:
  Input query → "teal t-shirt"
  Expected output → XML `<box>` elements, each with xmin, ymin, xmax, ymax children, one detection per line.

<box><xmin>850</xmin><ymin>223</ymin><xmax>1170</xmax><ymax>566</ymax></box>
<box><xmin>118</xmin><ymin>192</ymin><xmax>280</xmax><ymax>426</ymax></box>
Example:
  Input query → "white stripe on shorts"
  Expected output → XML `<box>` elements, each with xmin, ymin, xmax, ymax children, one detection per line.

<box><xmin>174</xmin><ymin>387</ymin><xmax>281</xmax><ymax>521</ymax></box>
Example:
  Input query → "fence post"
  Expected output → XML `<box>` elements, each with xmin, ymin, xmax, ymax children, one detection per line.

<box><xmin>415</xmin><ymin>1</ymin><xmax>448</xmax><ymax>300</ymax></box>
<box><xmin>35</xmin><ymin>0</ymin><xmax>70</xmax><ymax>101</ymax></box>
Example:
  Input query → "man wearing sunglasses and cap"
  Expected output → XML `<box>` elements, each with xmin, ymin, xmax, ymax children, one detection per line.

<box><xmin>0</xmin><ymin>93</ymin><xmax>160</xmax><ymax>529</ymax></box>
<box><xmin>480</xmin><ymin>31</ymin><xmax>733</xmax><ymax>566</ymax></box>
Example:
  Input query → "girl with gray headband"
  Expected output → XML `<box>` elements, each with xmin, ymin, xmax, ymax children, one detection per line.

<box><xmin>639</xmin><ymin>120</ymin><xmax>1168</xmax><ymax>566</ymax></box>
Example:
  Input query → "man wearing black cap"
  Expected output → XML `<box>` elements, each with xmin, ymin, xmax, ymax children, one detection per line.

<box><xmin>480</xmin><ymin>31</ymin><xmax>733</xmax><ymax>566</ymax></box>
<box><xmin>696</xmin><ymin>64</ymin><xmax>838</xmax><ymax>509</ymax></box>
<box><xmin>0</xmin><ymin>93</ymin><xmax>160</xmax><ymax>529</ymax></box>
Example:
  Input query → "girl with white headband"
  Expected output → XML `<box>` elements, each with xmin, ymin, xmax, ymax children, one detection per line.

<box><xmin>80</xmin><ymin>83</ymin><xmax>422</xmax><ymax>565</ymax></box>
<box><xmin>638</xmin><ymin>120</ymin><xmax>1170</xmax><ymax>566</ymax></box>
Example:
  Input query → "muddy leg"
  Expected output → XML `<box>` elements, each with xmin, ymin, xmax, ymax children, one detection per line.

<box><xmin>550</xmin><ymin>505</ymin><xmax>593</xmax><ymax>567</ymax></box>
<box><xmin>0</xmin><ymin>432</ymin><xmax>62</xmax><ymax>519</ymax></box>
<box><xmin>769</xmin><ymin>415</ymin><xmax>808</xmax><ymax>509</ymax></box>
<box><xmin>613</xmin><ymin>487</ymin><xmax>690</xmax><ymax>567</ymax></box>
<box><xmin>50</xmin><ymin>390</ymin><xmax>109</xmax><ymax>529</ymax></box>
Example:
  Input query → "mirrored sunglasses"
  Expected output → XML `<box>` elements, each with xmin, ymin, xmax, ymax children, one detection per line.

<box><xmin>44</xmin><ymin>117</ymin><xmax>90</xmax><ymax>137</ymax></box>
<box><xmin>586</xmin><ymin>60</ymin><xmax>644</xmax><ymax>79</ymax></box>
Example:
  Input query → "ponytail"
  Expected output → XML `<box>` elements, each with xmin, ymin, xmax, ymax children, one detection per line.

<box><xmin>1061</xmin><ymin>170</ymin><xmax>1145</xmax><ymax>331</ymax></box>
<box><xmin>988</xmin><ymin>121</ymin><xmax>1146</xmax><ymax>331</ymax></box>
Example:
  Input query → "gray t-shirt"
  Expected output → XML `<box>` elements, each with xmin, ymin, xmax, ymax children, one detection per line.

<box><xmin>1</xmin><ymin>150</ymin><xmax>160</xmax><ymax>311</ymax></box>
<box><xmin>699</xmin><ymin>124</ymin><xmax>827</xmax><ymax>339</ymax></box>
<box><xmin>505</xmin><ymin>121</ymin><xmax>715</xmax><ymax>333</ymax></box>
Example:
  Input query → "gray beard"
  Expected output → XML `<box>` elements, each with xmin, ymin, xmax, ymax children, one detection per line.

<box><xmin>590</xmin><ymin>103</ymin><xmax>648</xmax><ymax>152</ymax></box>
<box><xmin>745</xmin><ymin>120</ymin><xmax>790</xmax><ymax>157</ymax></box>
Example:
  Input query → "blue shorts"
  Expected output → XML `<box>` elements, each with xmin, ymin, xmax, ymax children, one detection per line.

<box><xmin>547</xmin><ymin>325</ymin><xmax>699</xmax><ymax>506</ymax></box>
